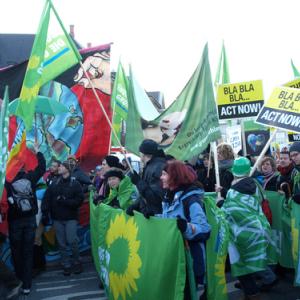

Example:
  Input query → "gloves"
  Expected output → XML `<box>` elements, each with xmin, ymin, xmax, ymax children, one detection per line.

<box><xmin>143</xmin><ymin>210</ymin><xmax>154</xmax><ymax>219</ymax></box>
<box><xmin>126</xmin><ymin>205</ymin><xmax>135</xmax><ymax>216</ymax></box>
<box><xmin>176</xmin><ymin>216</ymin><xmax>187</xmax><ymax>233</ymax></box>
<box><xmin>130</xmin><ymin>171</ymin><xmax>141</xmax><ymax>185</ymax></box>
<box><xmin>93</xmin><ymin>195</ymin><xmax>105</xmax><ymax>206</ymax></box>
<box><xmin>41</xmin><ymin>215</ymin><xmax>50</xmax><ymax>226</ymax></box>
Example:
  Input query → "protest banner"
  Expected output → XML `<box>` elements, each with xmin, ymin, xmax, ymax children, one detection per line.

<box><xmin>217</xmin><ymin>80</ymin><xmax>264</xmax><ymax>120</ymax></box>
<box><xmin>256</xmin><ymin>86</ymin><xmax>300</xmax><ymax>133</ymax></box>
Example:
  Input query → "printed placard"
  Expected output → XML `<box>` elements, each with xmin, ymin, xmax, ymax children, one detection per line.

<box><xmin>284</xmin><ymin>78</ymin><xmax>300</xmax><ymax>89</ymax></box>
<box><xmin>256</xmin><ymin>86</ymin><xmax>300</xmax><ymax>133</ymax></box>
<box><xmin>217</xmin><ymin>80</ymin><xmax>264</xmax><ymax>119</ymax></box>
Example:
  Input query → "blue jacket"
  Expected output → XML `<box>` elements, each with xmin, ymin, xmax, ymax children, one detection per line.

<box><xmin>159</xmin><ymin>186</ymin><xmax>211</xmax><ymax>284</ymax></box>
<box><xmin>161</xmin><ymin>187</ymin><xmax>211</xmax><ymax>240</ymax></box>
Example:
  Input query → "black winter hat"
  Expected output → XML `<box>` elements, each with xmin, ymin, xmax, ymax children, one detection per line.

<box><xmin>104</xmin><ymin>168</ymin><xmax>124</xmax><ymax>180</ymax></box>
<box><xmin>62</xmin><ymin>160</ymin><xmax>74</xmax><ymax>173</ymax></box>
<box><xmin>139</xmin><ymin>139</ymin><xmax>159</xmax><ymax>155</ymax></box>
<box><xmin>104</xmin><ymin>155</ymin><xmax>122</xmax><ymax>168</ymax></box>
<box><xmin>290</xmin><ymin>142</ymin><xmax>300</xmax><ymax>153</ymax></box>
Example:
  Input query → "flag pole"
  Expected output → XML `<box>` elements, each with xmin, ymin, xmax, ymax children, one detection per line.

<box><xmin>211</xmin><ymin>141</ymin><xmax>222</xmax><ymax>200</ymax></box>
<box><xmin>249</xmin><ymin>128</ymin><xmax>277</xmax><ymax>177</ymax></box>
<box><xmin>78</xmin><ymin>61</ymin><xmax>134</xmax><ymax>173</ymax></box>
<box><xmin>241</xmin><ymin>119</ymin><xmax>247</xmax><ymax>156</ymax></box>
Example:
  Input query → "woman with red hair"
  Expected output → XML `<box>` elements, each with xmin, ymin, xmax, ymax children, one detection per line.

<box><xmin>159</xmin><ymin>160</ymin><xmax>210</xmax><ymax>299</ymax></box>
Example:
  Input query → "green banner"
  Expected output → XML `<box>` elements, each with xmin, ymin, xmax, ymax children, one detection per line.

<box><xmin>214</xmin><ymin>42</ymin><xmax>230</xmax><ymax>87</ymax></box>
<box><xmin>204</xmin><ymin>195</ymin><xmax>229</xmax><ymax>300</ymax></box>
<box><xmin>125</xmin><ymin>44</ymin><xmax>221</xmax><ymax>160</ymax></box>
<box><xmin>90</xmin><ymin>201</ymin><xmax>186</xmax><ymax>300</ymax></box>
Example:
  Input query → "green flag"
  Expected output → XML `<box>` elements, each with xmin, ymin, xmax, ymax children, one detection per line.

<box><xmin>15</xmin><ymin>0</ymin><xmax>82</xmax><ymax>131</ymax></box>
<box><xmin>291</xmin><ymin>200</ymin><xmax>300</xmax><ymax>285</ymax></box>
<box><xmin>90</xmin><ymin>202</ymin><xmax>186</xmax><ymax>300</ymax></box>
<box><xmin>215</xmin><ymin>42</ymin><xmax>230</xmax><ymax>87</ymax></box>
<box><xmin>204</xmin><ymin>195</ymin><xmax>229</xmax><ymax>300</ymax></box>
<box><xmin>0</xmin><ymin>86</ymin><xmax>10</xmax><ymax>199</ymax></box>
<box><xmin>291</xmin><ymin>59</ymin><xmax>300</xmax><ymax>78</ymax></box>
<box><xmin>111</xmin><ymin>62</ymin><xmax>129</xmax><ymax>146</ymax></box>
<box><xmin>125</xmin><ymin>44</ymin><xmax>221</xmax><ymax>160</ymax></box>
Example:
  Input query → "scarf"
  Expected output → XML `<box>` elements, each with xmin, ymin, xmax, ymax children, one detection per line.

<box><xmin>278</xmin><ymin>163</ymin><xmax>294</xmax><ymax>176</ymax></box>
<box><xmin>218</xmin><ymin>159</ymin><xmax>234</xmax><ymax>171</ymax></box>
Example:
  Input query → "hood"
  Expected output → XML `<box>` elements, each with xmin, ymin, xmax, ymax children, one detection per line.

<box><xmin>231</xmin><ymin>177</ymin><xmax>257</xmax><ymax>195</ymax></box>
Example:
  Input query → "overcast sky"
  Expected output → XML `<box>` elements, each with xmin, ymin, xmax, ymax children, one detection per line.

<box><xmin>1</xmin><ymin>0</ymin><xmax>300</xmax><ymax>105</ymax></box>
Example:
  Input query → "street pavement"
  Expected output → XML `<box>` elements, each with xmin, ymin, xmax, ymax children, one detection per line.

<box><xmin>7</xmin><ymin>255</ymin><xmax>300</xmax><ymax>300</ymax></box>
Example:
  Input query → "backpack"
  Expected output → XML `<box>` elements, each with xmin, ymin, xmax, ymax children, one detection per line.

<box><xmin>11</xmin><ymin>178</ymin><xmax>35</xmax><ymax>214</ymax></box>
<box><xmin>181</xmin><ymin>190</ymin><xmax>210</xmax><ymax>242</ymax></box>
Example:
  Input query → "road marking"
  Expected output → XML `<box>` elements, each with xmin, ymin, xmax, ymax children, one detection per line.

<box><xmin>40</xmin><ymin>291</ymin><xmax>106</xmax><ymax>300</ymax></box>
<box><xmin>35</xmin><ymin>276</ymin><xmax>98</xmax><ymax>286</ymax></box>
<box><xmin>36</xmin><ymin>284</ymin><xmax>78</xmax><ymax>292</ymax></box>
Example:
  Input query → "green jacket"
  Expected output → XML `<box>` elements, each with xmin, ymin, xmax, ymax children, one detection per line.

<box><xmin>103</xmin><ymin>176</ymin><xmax>136</xmax><ymax>210</ymax></box>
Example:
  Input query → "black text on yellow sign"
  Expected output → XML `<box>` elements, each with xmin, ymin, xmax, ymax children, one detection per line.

<box><xmin>217</xmin><ymin>80</ymin><xmax>264</xmax><ymax>120</ymax></box>
<box><xmin>256</xmin><ymin>87</ymin><xmax>300</xmax><ymax>133</ymax></box>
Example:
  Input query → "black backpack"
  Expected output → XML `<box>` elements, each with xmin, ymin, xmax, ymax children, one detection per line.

<box><xmin>11</xmin><ymin>178</ymin><xmax>35</xmax><ymax>215</ymax></box>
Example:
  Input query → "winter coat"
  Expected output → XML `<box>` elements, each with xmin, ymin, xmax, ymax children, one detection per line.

<box><xmin>72</xmin><ymin>166</ymin><xmax>91</xmax><ymax>193</ymax></box>
<box><xmin>103</xmin><ymin>176</ymin><xmax>137</xmax><ymax>210</ymax></box>
<box><xmin>197</xmin><ymin>167</ymin><xmax>215</xmax><ymax>192</ymax></box>
<box><xmin>42</xmin><ymin>175</ymin><xmax>84</xmax><ymax>221</ymax></box>
<box><xmin>277</xmin><ymin>164</ymin><xmax>294</xmax><ymax>193</ymax></box>
<box><xmin>223</xmin><ymin>177</ymin><xmax>271</xmax><ymax>277</ymax></box>
<box><xmin>160</xmin><ymin>185</ymin><xmax>211</xmax><ymax>284</ymax></box>
<box><xmin>130</xmin><ymin>156</ymin><xmax>166</xmax><ymax>214</ymax></box>
<box><xmin>5</xmin><ymin>152</ymin><xmax>46</xmax><ymax>221</ymax></box>
<box><xmin>255</xmin><ymin>171</ymin><xmax>279</xmax><ymax>191</ymax></box>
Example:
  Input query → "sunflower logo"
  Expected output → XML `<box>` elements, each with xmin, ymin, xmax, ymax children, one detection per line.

<box><xmin>106</xmin><ymin>213</ymin><xmax>142</xmax><ymax>300</ymax></box>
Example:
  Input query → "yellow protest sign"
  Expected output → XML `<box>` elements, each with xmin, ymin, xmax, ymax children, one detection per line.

<box><xmin>284</xmin><ymin>78</ymin><xmax>300</xmax><ymax>88</ymax></box>
<box><xmin>256</xmin><ymin>86</ymin><xmax>300</xmax><ymax>133</ymax></box>
<box><xmin>216</xmin><ymin>80</ymin><xmax>264</xmax><ymax>119</ymax></box>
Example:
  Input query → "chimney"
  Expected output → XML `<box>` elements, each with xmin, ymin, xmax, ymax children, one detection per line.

<box><xmin>69</xmin><ymin>24</ymin><xmax>75</xmax><ymax>38</ymax></box>
<box><xmin>87</xmin><ymin>42</ymin><xmax>92</xmax><ymax>48</ymax></box>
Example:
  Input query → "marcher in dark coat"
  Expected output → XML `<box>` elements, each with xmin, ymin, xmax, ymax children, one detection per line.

<box><xmin>215</xmin><ymin>143</ymin><xmax>234</xmax><ymax>199</ymax></box>
<box><xmin>42</xmin><ymin>160</ymin><xmax>84</xmax><ymax>276</ymax></box>
<box><xmin>277</xmin><ymin>151</ymin><xmax>294</xmax><ymax>196</ymax></box>
<box><xmin>126</xmin><ymin>139</ymin><xmax>166</xmax><ymax>217</ymax></box>
<box><xmin>5</xmin><ymin>149</ymin><xmax>46</xmax><ymax>296</ymax></box>
<box><xmin>67</xmin><ymin>155</ymin><xmax>91</xmax><ymax>192</ymax></box>
<box><xmin>197</xmin><ymin>153</ymin><xmax>215</xmax><ymax>192</ymax></box>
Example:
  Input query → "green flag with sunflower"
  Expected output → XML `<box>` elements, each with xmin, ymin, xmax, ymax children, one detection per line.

<box><xmin>90</xmin><ymin>202</ymin><xmax>186</xmax><ymax>300</ymax></box>
<box><xmin>204</xmin><ymin>195</ymin><xmax>229</xmax><ymax>300</ymax></box>
<box><xmin>15</xmin><ymin>0</ymin><xmax>81</xmax><ymax>131</ymax></box>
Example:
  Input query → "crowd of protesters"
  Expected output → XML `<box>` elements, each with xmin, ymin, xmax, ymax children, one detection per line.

<box><xmin>2</xmin><ymin>138</ymin><xmax>300</xmax><ymax>299</ymax></box>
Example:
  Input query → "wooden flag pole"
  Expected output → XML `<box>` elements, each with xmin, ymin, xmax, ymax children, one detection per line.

<box><xmin>79</xmin><ymin>62</ymin><xmax>134</xmax><ymax>173</ymax></box>
<box><xmin>207</xmin><ymin>147</ymin><xmax>212</xmax><ymax>179</ymax></box>
<box><xmin>211</xmin><ymin>141</ymin><xmax>222</xmax><ymax>200</ymax></box>
<box><xmin>241</xmin><ymin>119</ymin><xmax>247</xmax><ymax>156</ymax></box>
<box><xmin>249</xmin><ymin>128</ymin><xmax>277</xmax><ymax>177</ymax></box>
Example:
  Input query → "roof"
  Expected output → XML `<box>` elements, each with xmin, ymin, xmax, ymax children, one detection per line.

<box><xmin>0</xmin><ymin>33</ymin><xmax>82</xmax><ymax>68</ymax></box>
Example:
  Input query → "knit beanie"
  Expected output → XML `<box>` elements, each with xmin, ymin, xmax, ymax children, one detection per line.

<box><xmin>290</xmin><ymin>142</ymin><xmax>300</xmax><ymax>153</ymax></box>
<box><xmin>62</xmin><ymin>160</ymin><xmax>74</xmax><ymax>173</ymax></box>
<box><xmin>139</xmin><ymin>139</ymin><xmax>159</xmax><ymax>155</ymax></box>
<box><xmin>104</xmin><ymin>168</ymin><xmax>124</xmax><ymax>180</ymax></box>
<box><xmin>104</xmin><ymin>155</ymin><xmax>123</xmax><ymax>169</ymax></box>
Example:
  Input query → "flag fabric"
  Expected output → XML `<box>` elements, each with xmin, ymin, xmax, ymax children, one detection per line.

<box><xmin>111</xmin><ymin>62</ymin><xmax>129</xmax><ymax>146</ymax></box>
<box><xmin>204</xmin><ymin>195</ymin><xmax>229</xmax><ymax>300</ymax></box>
<box><xmin>0</xmin><ymin>44</ymin><xmax>111</xmax><ymax>172</ymax></box>
<box><xmin>0</xmin><ymin>86</ymin><xmax>10</xmax><ymax>198</ymax></box>
<box><xmin>291</xmin><ymin>200</ymin><xmax>300</xmax><ymax>285</ymax></box>
<box><xmin>125</xmin><ymin>44</ymin><xmax>221</xmax><ymax>160</ymax></box>
<box><xmin>291</xmin><ymin>59</ymin><xmax>300</xmax><ymax>78</ymax></box>
<box><xmin>222</xmin><ymin>188</ymin><xmax>272</xmax><ymax>277</ymax></box>
<box><xmin>15</xmin><ymin>0</ymin><xmax>82</xmax><ymax>130</ymax></box>
<box><xmin>214</xmin><ymin>42</ymin><xmax>230</xmax><ymax>87</ymax></box>
<box><xmin>90</xmin><ymin>202</ymin><xmax>186</xmax><ymax>300</ymax></box>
